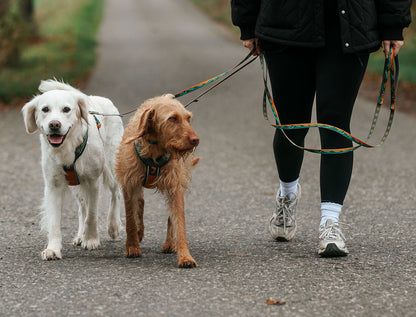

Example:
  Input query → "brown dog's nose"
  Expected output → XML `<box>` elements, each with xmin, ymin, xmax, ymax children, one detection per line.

<box><xmin>49</xmin><ymin>120</ymin><xmax>61</xmax><ymax>130</ymax></box>
<box><xmin>190</xmin><ymin>136</ymin><xmax>199</xmax><ymax>147</ymax></box>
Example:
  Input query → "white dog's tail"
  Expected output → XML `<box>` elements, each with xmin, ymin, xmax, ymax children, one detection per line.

<box><xmin>39</xmin><ymin>79</ymin><xmax>80</xmax><ymax>94</ymax></box>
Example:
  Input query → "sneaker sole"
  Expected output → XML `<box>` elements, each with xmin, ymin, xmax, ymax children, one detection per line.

<box><xmin>269</xmin><ymin>226</ymin><xmax>297</xmax><ymax>242</ymax></box>
<box><xmin>276</xmin><ymin>237</ymin><xmax>291</xmax><ymax>242</ymax></box>
<box><xmin>318</xmin><ymin>243</ymin><xmax>348</xmax><ymax>257</ymax></box>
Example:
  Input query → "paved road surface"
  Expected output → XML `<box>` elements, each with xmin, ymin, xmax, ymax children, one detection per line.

<box><xmin>1</xmin><ymin>0</ymin><xmax>415</xmax><ymax>316</ymax></box>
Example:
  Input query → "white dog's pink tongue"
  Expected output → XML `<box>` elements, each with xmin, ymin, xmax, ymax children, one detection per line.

<box><xmin>48</xmin><ymin>134</ymin><xmax>64</xmax><ymax>145</ymax></box>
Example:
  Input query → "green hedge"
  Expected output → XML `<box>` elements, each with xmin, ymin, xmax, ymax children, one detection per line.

<box><xmin>0</xmin><ymin>0</ymin><xmax>103</xmax><ymax>103</ymax></box>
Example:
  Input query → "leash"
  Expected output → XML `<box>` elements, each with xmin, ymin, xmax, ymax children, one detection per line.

<box><xmin>261</xmin><ymin>47</ymin><xmax>399</xmax><ymax>154</ymax></box>
<box><xmin>88</xmin><ymin>48</ymin><xmax>258</xmax><ymax>117</ymax></box>
<box><xmin>175</xmin><ymin>48</ymin><xmax>258</xmax><ymax>107</ymax></box>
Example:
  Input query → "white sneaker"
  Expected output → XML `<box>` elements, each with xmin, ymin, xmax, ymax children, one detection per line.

<box><xmin>268</xmin><ymin>184</ymin><xmax>301</xmax><ymax>241</ymax></box>
<box><xmin>318</xmin><ymin>219</ymin><xmax>349</xmax><ymax>257</ymax></box>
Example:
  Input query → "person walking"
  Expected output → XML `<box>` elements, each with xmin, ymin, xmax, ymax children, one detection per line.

<box><xmin>231</xmin><ymin>0</ymin><xmax>412</xmax><ymax>256</ymax></box>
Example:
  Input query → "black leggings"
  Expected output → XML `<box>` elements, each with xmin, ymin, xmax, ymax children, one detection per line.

<box><xmin>262</xmin><ymin>4</ymin><xmax>369</xmax><ymax>205</ymax></box>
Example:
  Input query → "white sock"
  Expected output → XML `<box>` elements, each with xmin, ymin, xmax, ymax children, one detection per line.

<box><xmin>320</xmin><ymin>202</ymin><xmax>342</xmax><ymax>226</ymax></box>
<box><xmin>278</xmin><ymin>178</ymin><xmax>299</xmax><ymax>200</ymax></box>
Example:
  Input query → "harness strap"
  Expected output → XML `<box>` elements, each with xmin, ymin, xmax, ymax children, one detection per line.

<box><xmin>261</xmin><ymin>47</ymin><xmax>398</xmax><ymax>154</ymax></box>
<box><xmin>92</xmin><ymin>114</ymin><xmax>101</xmax><ymax>129</ymax></box>
<box><xmin>134</xmin><ymin>140</ymin><xmax>171</xmax><ymax>188</ymax></box>
<box><xmin>63</xmin><ymin>127</ymin><xmax>88</xmax><ymax>185</ymax></box>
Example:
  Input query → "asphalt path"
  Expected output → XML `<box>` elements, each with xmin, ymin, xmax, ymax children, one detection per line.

<box><xmin>1</xmin><ymin>0</ymin><xmax>416</xmax><ymax>316</ymax></box>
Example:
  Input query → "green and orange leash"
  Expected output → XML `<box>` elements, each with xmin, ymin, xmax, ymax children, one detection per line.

<box><xmin>260</xmin><ymin>47</ymin><xmax>399</xmax><ymax>154</ymax></box>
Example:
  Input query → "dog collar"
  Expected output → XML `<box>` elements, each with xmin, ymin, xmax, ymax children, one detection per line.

<box><xmin>63</xmin><ymin>127</ymin><xmax>88</xmax><ymax>186</ymax></box>
<box><xmin>134</xmin><ymin>140</ymin><xmax>171</xmax><ymax>188</ymax></box>
<box><xmin>147</xmin><ymin>139</ymin><xmax>158</xmax><ymax>144</ymax></box>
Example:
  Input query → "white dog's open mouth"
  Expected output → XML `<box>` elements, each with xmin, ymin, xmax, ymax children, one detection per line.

<box><xmin>47</xmin><ymin>134</ymin><xmax>67</xmax><ymax>147</ymax></box>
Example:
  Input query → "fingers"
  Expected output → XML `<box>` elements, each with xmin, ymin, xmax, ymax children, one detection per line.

<box><xmin>383</xmin><ymin>40</ymin><xmax>404</xmax><ymax>59</ymax></box>
<box><xmin>243</xmin><ymin>38</ymin><xmax>261</xmax><ymax>56</ymax></box>
<box><xmin>383</xmin><ymin>41</ymin><xmax>390</xmax><ymax>59</ymax></box>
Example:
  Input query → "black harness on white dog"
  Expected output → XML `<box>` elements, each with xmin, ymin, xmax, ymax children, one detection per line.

<box><xmin>63</xmin><ymin>127</ymin><xmax>88</xmax><ymax>186</ymax></box>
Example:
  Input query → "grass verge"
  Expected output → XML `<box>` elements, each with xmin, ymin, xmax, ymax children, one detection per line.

<box><xmin>0</xmin><ymin>0</ymin><xmax>104</xmax><ymax>104</ymax></box>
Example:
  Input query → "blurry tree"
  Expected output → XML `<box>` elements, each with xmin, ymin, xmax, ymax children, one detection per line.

<box><xmin>20</xmin><ymin>0</ymin><xmax>34</xmax><ymax>21</ymax></box>
<box><xmin>20</xmin><ymin>0</ymin><xmax>37</xmax><ymax>35</ymax></box>
<box><xmin>0</xmin><ymin>0</ymin><xmax>30</xmax><ymax>67</ymax></box>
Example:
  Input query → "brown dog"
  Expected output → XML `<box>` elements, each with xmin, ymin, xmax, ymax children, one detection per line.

<box><xmin>115</xmin><ymin>94</ymin><xmax>200</xmax><ymax>268</ymax></box>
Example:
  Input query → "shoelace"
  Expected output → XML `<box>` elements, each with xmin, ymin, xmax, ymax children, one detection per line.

<box><xmin>319</xmin><ymin>222</ymin><xmax>347</xmax><ymax>242</ymax></box>
<box><xmin>275</xmin><ymin>196</ymin><xmax>297</xmax><ymax>234</ymax></box>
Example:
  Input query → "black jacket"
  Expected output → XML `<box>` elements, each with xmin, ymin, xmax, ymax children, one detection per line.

<box><xmin>231</xmin><ymin>0</ymin><xmax>412</xmax><ymax>53</ymax></box>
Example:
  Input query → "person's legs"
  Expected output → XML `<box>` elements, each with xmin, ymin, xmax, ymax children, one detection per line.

<box><xmin>315</xmin><ymin>0</ymin><xmax>369</xmax><ymax>256</ymax></box>
<box><xmin>316</xmin><ymin>36</ymin><xmax>369</xmax><ymax>218</ymax></box>
<box><xmin>263</xmin><ymin>43</ymin><xmax>316</xmax><ymax>241</ymax></box>
<box><xmin>316</xmin><ymin>51</ymin><xmax>368</xmax><ymax>207</ymax></box>
<box><xmin>264</xmin><ymin>45</ymin><xmax>316</xmax><ymax>184</ymax></box>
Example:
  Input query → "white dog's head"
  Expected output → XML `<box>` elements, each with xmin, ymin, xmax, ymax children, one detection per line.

<box><xmin>22</xmin><ymin>90</ymin><xmax>90</xmax><ymax>148</ymax></box>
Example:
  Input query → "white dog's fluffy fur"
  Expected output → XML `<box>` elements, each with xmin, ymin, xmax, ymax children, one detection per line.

<box><xmin>22</xmin><ymin>79</ymin><xmax>123</xmax><ymax>260</ymax></box>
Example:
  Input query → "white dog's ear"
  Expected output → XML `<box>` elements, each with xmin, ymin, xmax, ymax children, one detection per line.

<box><xmin>77</xmin><ymin>96</ymin><xmax>90</xmax><ymax>124</ymax></box>
<box><xmin>21</xmin><ymin>97</ymin><xmax>39</xmax><ymax>134</ymax></box>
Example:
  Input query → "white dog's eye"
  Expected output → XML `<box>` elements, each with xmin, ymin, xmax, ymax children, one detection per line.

<box><xmin>42</xmin><ymin>106</ymin><xmax>49</xmax><ymax>113</ymax></box>
<box><xmin>63</xmin><ymin>106</ymin><xmax>71</xmax><ymax>113</ymax></box>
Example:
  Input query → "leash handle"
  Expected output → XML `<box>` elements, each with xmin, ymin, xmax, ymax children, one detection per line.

<box><xmin>261</xmin><ymin>47</ymin><xmax>399</xmax><ymax>154</ymax></box>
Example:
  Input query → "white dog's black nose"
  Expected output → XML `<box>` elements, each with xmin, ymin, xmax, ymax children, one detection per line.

<box><xmin>49</xmin><ymin>120</ymin><xmax>61</xmax><ymax>131</ymax></box>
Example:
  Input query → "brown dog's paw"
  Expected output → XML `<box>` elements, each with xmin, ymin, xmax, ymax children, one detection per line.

<box><xmin>162</xmin><ymin>242</ymin><xmax>176</xmax><ymax>254</ymax></box>
<box><xmin>178</xmin><ymin>256</ymin><xmax>197</xmax><ymax>268</ymax></box>
<box><xmin>125</xmin><ymin>246</ymin><xmax>142</xmax><ymax>258</ymax></box>
<box><xmin>138</xmin><ymin>226</ymin><xmax>144</xmax><ymax>242</ymax></box>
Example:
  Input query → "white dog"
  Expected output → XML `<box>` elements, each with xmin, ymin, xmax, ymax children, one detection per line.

<box><xmin>22</xmin><ymin>79</ymin><xmax>123</xmax><ymax>260</ymax></box>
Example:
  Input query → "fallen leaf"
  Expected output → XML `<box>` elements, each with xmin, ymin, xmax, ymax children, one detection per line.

<box><xmin>266</xmin><ymin>298</ymin><xmax>286</xmax><ymax>306</ymax></box>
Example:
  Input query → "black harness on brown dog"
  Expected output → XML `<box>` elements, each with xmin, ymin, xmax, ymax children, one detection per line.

<box><xmin>134</xmin><ymin>140</ymin><xmax>171</xmax><ymax>188</ymax></box>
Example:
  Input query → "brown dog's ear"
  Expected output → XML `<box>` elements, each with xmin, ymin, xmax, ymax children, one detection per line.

<box><xmin>77</xmin><ymin>96</ymin><xmax>90</xmax><ymax>124</ymax></box>
<box><xmin>22</xmin><ymin>97</ymin><xmax>39</xmax><ymax>134</ymax></box>
<box><xmin>123</xmin><ymin>108</ymin><xmax>155</xmax><ymax>144</ymax></box>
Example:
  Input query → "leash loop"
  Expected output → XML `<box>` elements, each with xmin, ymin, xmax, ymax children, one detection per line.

<box><xmin>261</xmin><ymin>47</ymin><xmax>398</xmax><ymax>154</ymax></box>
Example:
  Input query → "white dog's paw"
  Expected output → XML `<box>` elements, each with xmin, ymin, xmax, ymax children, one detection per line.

<box><xmin>72</xmin><ymin>236</ymin><xmax>83</xmax><ymax>246</ymax></box>
<box><xmin>41</xmin><ymin>249</ymin><xmax>62</xmax><ymax>260</ymax></box>
<box><xmin>107</xmin><ymin>221</ymin><xmax>121</xmax><ymax>240</ymax></box>
<box><xmin>81</xmin><ymin>237</ymin><xmax>100</xmax><ymax>250</ymax></box>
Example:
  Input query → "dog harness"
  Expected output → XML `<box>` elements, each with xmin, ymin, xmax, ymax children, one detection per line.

<box><xmin>134</xmin><ymin>140</ymin><xmax>171</xmax><ymax>189</ymax></box>
<box><xmin>63</xmin><ymin>127</ymin><xmax>88</xmax><ymax>186</ymax></box>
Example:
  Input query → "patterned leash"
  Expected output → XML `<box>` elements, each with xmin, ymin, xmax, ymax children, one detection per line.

<box><xmin>89</xmin><ymin>48</ymin><xmax>258</xmax><ymax>117</ymax></box>
<box><xmin>175</xmin><ymin>47</ymin><xmax>258</xmax><ymax>107</ymax></box>
<box><xmin>260</xmin><ymin>47</ymin><xmax>399</xmax><ymax>154</ymax></box>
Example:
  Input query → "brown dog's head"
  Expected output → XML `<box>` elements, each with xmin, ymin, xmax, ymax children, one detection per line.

<box><xmin>124</xmin><ymin>94</ymin><xmax>199</xmax><ymax>153</ymax></box>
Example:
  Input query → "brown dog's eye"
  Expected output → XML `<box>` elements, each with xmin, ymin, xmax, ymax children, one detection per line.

<box><xmin>169</xmin><ymin>116</ymin><xmax>177</xmax><ymax>122</ymax></box>
<box><xmin>42</xmin><ymin>106</ymin><xmax>49</xmax><ymax>113</ymax></box>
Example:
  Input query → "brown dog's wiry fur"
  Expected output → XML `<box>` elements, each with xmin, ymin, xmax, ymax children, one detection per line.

<box><xmin>115</xmin><ymin>94</ymin><xmax>200</xmax><ymax>268</ymax></box>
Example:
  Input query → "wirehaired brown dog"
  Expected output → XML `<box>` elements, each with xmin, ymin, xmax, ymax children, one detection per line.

<box><xmin>115</xmin><ymin>94</ymin><xmax>200</xmax><ymax>268</ymax></box>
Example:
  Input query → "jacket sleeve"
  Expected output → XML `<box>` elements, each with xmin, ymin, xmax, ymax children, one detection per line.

<box><xmin>231</xmin><ymin>0</ymin><xmax>261</xmax><ymax>40</ymax></box>
<box><xmin>375</xmin><ymin>0</ymin><xmax>412</xmax><ymax>40</ymax></box>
